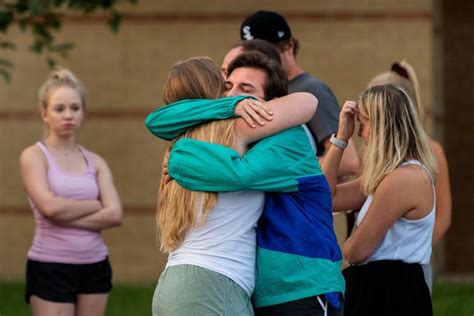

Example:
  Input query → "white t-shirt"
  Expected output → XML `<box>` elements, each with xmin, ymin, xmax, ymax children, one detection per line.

<box><xmin>167</xmin><ymin>191</ymin><xmax>264</xmax><ymax>296</ymax></box>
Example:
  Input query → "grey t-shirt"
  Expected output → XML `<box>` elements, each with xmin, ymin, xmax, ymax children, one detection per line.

<box><xmin>289</xmin><ymin>72</ymin><xmax>339</xmax><ymax>156</ymax></box>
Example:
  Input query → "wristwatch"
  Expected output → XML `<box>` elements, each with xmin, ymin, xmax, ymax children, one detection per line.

<box><xmin>329</xmin><ymin>134</ymin><xmax>348</xmax><ymax>149</ymax></box>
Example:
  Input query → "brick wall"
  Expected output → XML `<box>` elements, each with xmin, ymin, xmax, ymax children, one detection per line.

<box><xmin>1</xmin><ymin>0</ymin><xmax>450</xmax><ymax>282</ymax></box>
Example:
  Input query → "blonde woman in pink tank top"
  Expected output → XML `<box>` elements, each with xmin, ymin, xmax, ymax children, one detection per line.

<box><xmin>19</xmin><ymin>68</ymin><xmax>122</xmax><ymax>316</ymax></box>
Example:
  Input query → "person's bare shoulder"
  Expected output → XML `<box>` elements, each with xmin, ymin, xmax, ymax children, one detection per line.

<box><xmin>375</xmin><ymin>164</ymin><xmax>431</xmax><ymax>204</ymax></box>
<box><xmin>85</xmin><ymin>150</ymin><xmax>112</xmax><ymax>176</ymax></box>
<box><xmin>20</xmin><ymin>144</ymin><xmax>46</xmax><ymax>167</ymax></box>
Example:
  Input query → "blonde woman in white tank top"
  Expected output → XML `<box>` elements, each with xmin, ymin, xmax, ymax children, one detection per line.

<box><xmin>322</xmin><ymin>84</ymin><xmax>437</xmax><ymax>316</ymax></box>
<box><xmin>368</xmin><ymin>60</ymin><xmax>452</xmax><ymax>292</ymax></box>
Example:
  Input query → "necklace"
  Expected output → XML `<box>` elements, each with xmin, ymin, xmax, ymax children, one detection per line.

<box><xmin>43</xmin><ymin>140</ymin><xmax>79</xmax><ymax>157</ymax></box>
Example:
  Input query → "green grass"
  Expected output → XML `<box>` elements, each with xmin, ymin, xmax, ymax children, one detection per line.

<box><xmin>0</xmin><ymin>281</ymin><xmax>27</xmax><ymax>316</ymax></box>
<box><xmin>432</xmin><ymin>281</ymin><xmax>474</xmax><ymax>316</ymax></box>
<box><xmin>0</xmin><ymin>281</ymin><xmax>155</xmax><ymax>316</ymax></box>
<box><xmin>0</xmin><ymin>280</ymin><xmax>473</xmax><ymax>316</ymax></box>
<box><xmin>105</xmin><ymin>283</ymin><xmax>155</xmax><ymax>316</ymax></box>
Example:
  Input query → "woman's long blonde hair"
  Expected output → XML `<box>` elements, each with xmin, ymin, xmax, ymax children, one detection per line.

<box><xmin>158</xmin><ymin>57</ymin><xmax>236</xmax><ymax>252</ymax></box>
<box><xmin>359</xmin><ymin>84</ymin><xmax>438</xmax><ymax>195</ymax></box>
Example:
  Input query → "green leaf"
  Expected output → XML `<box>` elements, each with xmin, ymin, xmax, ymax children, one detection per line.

<box><xmin>30</xmin><ymin>40</ymin><xmax>45</xmax><ymax>53</ymax></box>
<box><xmin>53</xmin><ymin>0</ymin><xmax>66</xmax><ymax>6</ymax></box>
<box><xmin>28</xmin><ymin>0</ymin><xmax>44</xmax><ymax>15</ymax></box>
<box><xmin>47</xmin><ymin>14</ymin><xmax>62</xmax><ymax>30</ymax></box>
<box><xmin>0</xmin><ymin>11</ymin><xmax>14</xmax><ymax>32</ymax></box>
<box><xmin>47</xmin><ymin>57</ymin><xmax>56</xmax><ymax>68</ymax></box>
<box><xmin>18</xmin><ymin>17</ymin><xmax>29</xmax><ymax>31</ymax></box>
<box><xmin>101</xmin><ymin>0</ymin><xmax>113</xmax><ymax>9</ymax></box>
<box><xmin>32</xmin><ymin>23</ymin><xmax>53</xmax><ymax>42</ymax></box>
<box><xmin>0</xmin><ymin>58</ymin><xmax>14</xmax><ymax>68</ymax></box>
<box><xmin>49</xmin><ymin>41</ymin><xmax>74</xmax><ymax>58</ymax></box>
<box><xmin>0</xmin><ymin>67</ymin><xmax>11</xmax><ymax>82</ymax></box>
<box><xmin>0</xmin><ymin>40</ymin><xmax>16</xmax><ymax>49</ymax></box>
<box><xmin>1</xmin><ymin>0</ymin><xmax>138</xmax><ymax>82</ymax></box>
<box><xmin>15</xmin><ymin>1</ymin><xmax>29</xmax><ymax>13</ymax></box>
<box><xmin>108</xmin><ymin>11</ymin><xmax>122</xmax><ymax>32</ymax></box>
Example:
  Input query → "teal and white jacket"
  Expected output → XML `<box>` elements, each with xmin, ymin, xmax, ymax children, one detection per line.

<box><xmin>145</xmin><ymin>96</ymin><xmax>344</xmax><ymax>308</ymax></box>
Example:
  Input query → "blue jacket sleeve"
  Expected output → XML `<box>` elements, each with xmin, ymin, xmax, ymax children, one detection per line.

<box><xmin>145</xmin><ymin>96</ymin><xmax>253</xmax><ymax>140</ymax></box>
<box><xmin>168</xmin><ymin>126</ymin><xmax>322</xmax><ymax>192</ymax></box>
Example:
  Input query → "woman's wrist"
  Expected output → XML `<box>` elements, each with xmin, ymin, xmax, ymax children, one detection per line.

<box><xmin>330</xmin><ymin>133</ymin><xmax>348</xmax><ymax>149</ymax></box>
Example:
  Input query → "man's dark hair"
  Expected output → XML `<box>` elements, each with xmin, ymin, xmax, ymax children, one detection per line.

<box><xmin>275</xmin><ymin>38</ymin><xmax>300</xmax><ymax>56</ymax></box>
<box><xmin>227</xmin><ymin>51</ymin><xmax>288</xmax><ymax>101</ymax></box>
<box><xmin>236</xmin><ymin>39</ymin><xmax>282</xmax><ymax>65</ymax></box>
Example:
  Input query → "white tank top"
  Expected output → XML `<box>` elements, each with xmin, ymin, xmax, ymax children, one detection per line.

<box><xmin>356</xmin><ymin>160</ymin><xmax>435</xmax><ymax>265</ymax></box>
<box><xmin>166</xmin><ymin>191</ymin><xmax>264</xmax><ymax>296</ymax></box>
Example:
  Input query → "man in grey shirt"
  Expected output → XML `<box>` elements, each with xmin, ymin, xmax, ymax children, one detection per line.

<box><xmin>289</xmin><ymin>72</ymin><xmax>340</xmax><ymax>156</ymax></box>
<box><xmin>240</xmin><ymin>10</ymin><xmax>359</xmax><ymax>177</ymax></box>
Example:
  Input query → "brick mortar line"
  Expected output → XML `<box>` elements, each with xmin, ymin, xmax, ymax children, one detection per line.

<box><xmin>0</xmin><ymin>206</ymin><xmax>155</xmax><ymax>214</ymax></box>
<box><xmin>0</xmin><ymin>110</ymin><xmax>150</xmax><ymax>120</ymax></box>
<box><xmin>14</xmin><ymin>10</ymin><xmax>432</xmax><ymax>24</ymax></box>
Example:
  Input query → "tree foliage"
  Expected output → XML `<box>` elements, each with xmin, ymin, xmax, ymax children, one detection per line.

<box><xmin>0</xmin><ymin>0</ymin><xmax>137</xmax><ymax>82</ymax></box>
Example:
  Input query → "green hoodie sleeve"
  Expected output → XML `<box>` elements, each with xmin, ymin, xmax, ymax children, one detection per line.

<box><xmin>168</xmin><ymin>126</ymin><xmax>322</xmax><ymax>192</ymax></box>
<box><xmin>145</xmin><ymin>96</ymin><xmax>254</xmax><ymax>140</ymax></box>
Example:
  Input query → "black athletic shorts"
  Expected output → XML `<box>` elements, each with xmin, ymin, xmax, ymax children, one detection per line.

<box><xmin>343</xmin><ymin>260</ymin><xmax>432</xmax><ymax>316</ymax></box>
<box><xmin>25</xmin><ymin>257</ymin><xmax>112</xmax><ymax>304</ymax></box>
<box><xmin>254</xmin><ymin>294</ymin><xmax>344</xmax><ymax>316</ymax></box>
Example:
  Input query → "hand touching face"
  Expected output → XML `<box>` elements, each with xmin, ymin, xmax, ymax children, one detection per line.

<box><xmin>338</xmin><ymin>101</ymin><xmax>358</xmax><ymax>141</ymax></box>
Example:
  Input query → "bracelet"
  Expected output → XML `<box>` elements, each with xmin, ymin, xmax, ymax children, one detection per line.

<box><xmin>329</xmin><ymin>133</ymin><xmax>348</xmax><ymax>149</ymax></box>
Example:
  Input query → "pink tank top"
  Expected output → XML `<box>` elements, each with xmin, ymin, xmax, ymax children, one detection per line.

<box><xmin>27</xmin><ymin>142</ymin><xmax>108</xmax><ymax>264</ymax></box>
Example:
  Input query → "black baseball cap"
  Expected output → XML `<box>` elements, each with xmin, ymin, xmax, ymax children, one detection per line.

<box><xmin>240</xmin><ymin>11</ymin><xmax>292</xmax><ymax>44</ymax></box>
